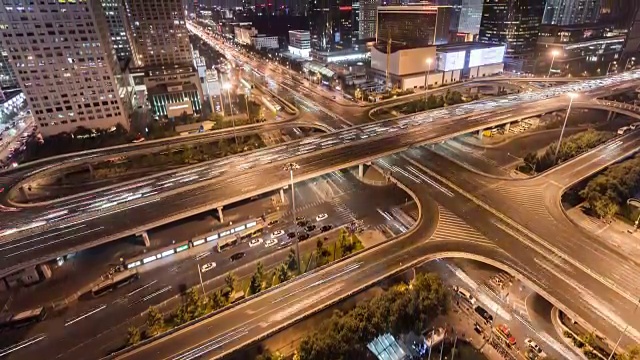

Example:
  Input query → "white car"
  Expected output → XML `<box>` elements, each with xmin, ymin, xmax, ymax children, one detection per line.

<box><xmin>271</xmin><ymin>230</ymin><xmax>285</xmax><ymax>238</ymax></box>
<box><xmin>524</xmin><ymin>338</ymin><xmax>545</xmax><ymax>357</ymax></box>
<box><xmin>249</xmin><ymin>238</ymin><xmax>263</xmax><ymax>247</ymax></box>
<box><xmin>265</xmin><ymin>239</ymin><xmax>278</xmax><ymax>247</ymax></box>
<box><xmin>315</xmin><ymin>213</ymin><xmax>328</xmax><ymax>221</ymax></box>
<box><xmin>201</xmin><ymin>262</ymin><xmax>216</xmax><ymax>272</ymax></box>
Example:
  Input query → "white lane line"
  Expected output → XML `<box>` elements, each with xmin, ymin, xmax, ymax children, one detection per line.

<box><xmin>0</xmin><ymin>225</ymin><xmax>86</xmax><ymax>251</ymax></box>
<box><xmin>129</xmin><ymin>286</ymin><xmax>172</xmax><ymax>307</ymax></box>
<box><xmin>5</xmin><ymin>227</ymin><xmax>105</xmax><ymax>257</ymax></box>
<box><xmin>406</xmin><ymin>166</ymin><xmax>454</xmax><ymax>197</ymax></box>
<box><xmin>126</xmin><ymin>280</ymin><xmax>158</xmax><ymax>297</ymax></box>
<box><xmin>65</xmin><ymin>304</ymin><xmax>107</xmax><ymax>327</ymax></box>
<box><xmin>0</xmin><ymin>334</ymin><xmax>47</xmax><ymax>357</ymax></box>
<box><xmin>171</xmin><ymin>326</ymin><xmax>250</xmax><ymax>360</ymax></box>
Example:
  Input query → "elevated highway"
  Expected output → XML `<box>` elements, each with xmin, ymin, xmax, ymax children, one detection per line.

<box><xmin>2</xmin><ymin>71</ymin><xmax>640</xmax><ymax>277</ymax></box>
<box><xmin>115</xmin><ymin>153</ymin><xmax>640</xmax><ymax>360</ymax></box>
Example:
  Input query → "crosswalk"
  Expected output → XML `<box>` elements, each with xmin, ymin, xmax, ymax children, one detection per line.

<box><xmin>430</xmin><ymin>207</ymin><xmax>494</xmax><ymax>246</ymax></box>
<box><xmin>331</xmin><ymin>198</ymin><xmax>357</xmax><ymax>223</ymax></box>
<box><xmin>488</xmin><ymin>184</ymin><xmax>554</xmax><ymax>220</ymax></box>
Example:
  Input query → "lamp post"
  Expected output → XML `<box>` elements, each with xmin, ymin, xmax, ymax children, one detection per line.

<box><xmin>548</xmin><ymin>49</ymin><xmax>560</xmax><ymax>78</ymax></box>
<box><xmin>627</xmin><ymin>198</ymin><xmax>640</xmax><ymax>232</ymax></box>
<box><xmin>424</xmin><ymin>58</ymin><xmax>433</xmax><ymax>100</ymax></box>
<box><xmin>607</xmin><ymin>61</ymin><xmax>617</xmax><ymax>75</ymax></box>
<box><xmin>554</xmin><ymin>93</ymin><xmax>578</xmax><ymax>162</ymax></box>
<box><xmin>607</xmin><ymin>298</ymin><xmax>640</xmax><ymax>360</ymax></box>
<box><xmin>283</xmin><ymin>162</ymin><xmax>301</xmax><ymax>274</ymax></box>
<box><xmin>625</xmin><ymin>57</ymin><xmax>636</xmax><ymax>71</ymax></box>
<box><xmin>223</xmin><ymin>82</ymin><xmax>238</xmax><ymax>146</ymax></box>
<box><xmin>197</xmin><ymin>263</ymin><xmax>205</xmax><ymax>295</ymax></box>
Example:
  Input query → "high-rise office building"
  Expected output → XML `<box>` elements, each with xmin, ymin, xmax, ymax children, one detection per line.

<box><xmin>0</xmin><ymin>46</ymin><xmax>17</xmax><ymax>89</ymax></box>
<box><xmin>479</xmin><ymin>0</ymin><xmax>545</xmax><ymax>61</ymax></box>
<box><xmin>359</xmin><ymin>0</ymin><xmax>380</xmax><ymax>39</ymax></box>
<box><xmin>102</xmin><ymin>0</ymin><xmax>133</xmax><ymax>63</ymax></box>
<box><xmin>376</xmin><ymin>5</ymin><xmax>452</xmax><ymax>47</ymax></box>
<box><xmin>457</xmin><ymin>0</ymin><xmax>482</xmax><ymax>35</ymax></box>
<box><xmin>309</xmin><ymin>0</ymin><xmax>357</xmax><ymax>53</ymax></box>
<box><xmin>125</xmin><ymin>0</ymin><xmax>193</xmax><ymax>67</ymax></box>
<box><xmin>542</xmin><ymin>0</ymin><xmax>601</xmax><ymax>26</ymax></box>
<box><xmin>622</xmin><ymin>3</ymin><xmax>640</xmax><ymax>61</ymax></box>
<box><xmin>0</xmin><ymin>0</ymin><xmax>131</xmax><ymax>135</ymax></box>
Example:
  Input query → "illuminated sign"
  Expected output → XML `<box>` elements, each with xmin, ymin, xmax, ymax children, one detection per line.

<box><xmin>469</xmin><ymin>46</ymin><xmax>505</xmax><ymax>68</ymax></box>
<box><xmin>437</xmin><ymin>51</ymin><xmax>465</xmax><ymax>71</ymax></box>
<box><xmin>193</xmin><ymin>239</ymin><xmax>205</xmax><ymax>246</ymax></box>
<box><xmin>176</xmin><ymin>244</ymin><xmax>189</xmax><ymax>252</ymax></box>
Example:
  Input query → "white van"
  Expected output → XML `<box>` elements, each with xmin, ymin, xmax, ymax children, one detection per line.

<box><xmin>630</xmin><ymin>122</ymin><xmax>640</xmax><ymax>130</ymax></box>
<box><xmin>453</xmin><ymin>285</ymin><xmax>476</xmax><ymax>305</ymax></box>
<box><xmin>618</xmin><ymin>126</ymin><xmax>631</xmax><ymax>135</ymax></box>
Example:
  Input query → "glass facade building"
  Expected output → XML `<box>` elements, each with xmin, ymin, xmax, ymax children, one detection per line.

<box><xmin>542</xmin><ymin>0</ymin><xmax>601</xmax><ymax>26</ymax></box>
<box><xmin>309</xmin><ymin>0</ymin><xmax>356</xmax><ymax>53</ymax></box>
<box><xmin>101</xmin><ymin>0</ymin><xmax>133</xmax><ymax>63</ymax></box>
<box><xmin>376</xmin><ymin>5</ymin><xmax>452</xmax><ymax>47</ymax></box>
<box><xmin>478</xmin><ymin>0</ymin><xmax>545</xmax><ymax>60</ymax></box>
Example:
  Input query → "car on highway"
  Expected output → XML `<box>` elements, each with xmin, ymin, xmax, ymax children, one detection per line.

<box><xmin>271</xmin><ymin>230</ymin><xmax>285</xmax><ymax>238</ymax></box>
<box><xmin>320</xmin><ymin>224</ymin><xmax>333</xmax><ymax>232</ymax></box>
<box><xmin>229</xmin><ymin>252</ymin><xmax>246</xmax><ymax>262</ymax></box>
<box><xmin>496</xmin><ymin>324</ymin><xmax>517</xmax><ymax>346</ymax></box>
<box><xmin>474</xmin><ymin>305</ymin><xmax>493</xmax><ymax>323</ymax></box>
<box><xmin>265</xmin><ymin>239</ymin><xmax>278</xmax><ymax>247</ymax></box>
<box><xmin>249</xmin><ymin>238</ymin><xmax>263</xmax><ymax>247</ymax></box>
<box><xmin>453</xmin><ymin>285</ymin><xmax>476</xmax><ymax>305</ymax></box>
<box><xmin>524</xmin><ymin>338</ymin><xmax>545</xmax><ymax>357</ymax></box>
<box><xmin>287</xmin><ymin>231</ymin><xmax>296</xmax><ymax>239</ymax></box>
<box><xmin>297</xmin><ymin>219</ymin><xmax>310</xmax><ymax>227</ymax></box>
<box><xmin>201</xmin><ymin>262</ymin><xmax>216</xmax><ymax>272</ymax></box>
<box><xmin>297</xmin><ymin>233</ymin><xmax>310</xmax><ymax>241</ymax></box>
<box><xmin>316</xmin><ymin>213</ymin><xmax>328</xmax><ymax>221</ymax></box>
<box><xmin>305</xmin><ymin>224</ymin><xmax>316</xmax><ymax>232</ymax></box>
<box><xmin>267</xmin><ymin>219</ymin><xmax>279</xmax><ymax>227</ymax></box>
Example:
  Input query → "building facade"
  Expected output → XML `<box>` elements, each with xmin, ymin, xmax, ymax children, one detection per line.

<box><xmin>289</xmin><ymin>30</ymin><xmax>311</xmax><ymax>57</ymax></box>
<box><xmin>0</xmin><ymin>0</ymin><xmax>131</xmax><ymax>136</ymax></box>
<box><xmin>542</xmin><ymin>0</ymin><xmax>601</xmax><ymax>26</ymax></box>
<box><xmin>376</xmin><ymin>5</ymin><xmax>452</xmax><ymax>47</ymax></box>
<box><xmin>456</xmin><ymin>0</ymin><xmax>483</xmax><ymax>35</ymax></box>
<box><xmin>309</xmin><ymin>0</ymin><xmax>356</xmax><ymax>54</ymax></box>
<box><xmin>125</xmin><ymin>0</ymin><xmax>192</xmax><ymax>67</ymax></box>
<box><xmin>478</xmin><ymin>0</ymin><xmax>545</xmax><ymax>69</ymax></box>
<box><xmin>251</xmin><ymin>35</ymin><xmax>279</xmax><ymax>49</ymax></box>
<box><xmin>101</xmin><ymin>0</ymin><xmax>133</xmax><ymax>63</ymax></box>
<box><xmin>359</xmin><ymin>0</ymin><xmax>379</xmax><ymax>39</ymax></box>
<box><xmin>0</xmin><ymin>46</ymin><xmax>17</xmax><ymax>89</ymax></box>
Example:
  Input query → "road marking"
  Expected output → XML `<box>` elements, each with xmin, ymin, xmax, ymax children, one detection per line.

<box><xmin>65</xmin><ymin>304</ymin><xmax>107</xmax><ymax>326</ymax></box>
<box><xmin>129</xmin><ymin>286</ymin><xmax>172</xmax><ymax>307</ymax></box>
<box><xmin>5</xmin><ymin>227</ymin><xmax>104</xmax><ymax>257</ymax></box>
<box><xmin>171</xmin><ymin>326</ymin><xmax>250</xmax><ymax>360</ymax></box>
<box><xmin>126</xmin><ymin>280</ymin><xmax>158</xmax><ymax>297</ymax></box>
<box><xmin>0</xmin><ymin>334</ymin><xmax>47</xmax><ymax>357</ymax></box>
<box><xmin>406</xmin><ymin>165</ymin><xmax>454</xmax><ymax>197</ymax></box>
<box><xmin>0</xmin><ymin>225</ymin><xmax>85</xmax><ymax>251</ymax></box>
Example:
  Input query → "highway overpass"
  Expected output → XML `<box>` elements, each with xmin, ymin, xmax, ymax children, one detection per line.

<box><xmin>1</xmin><ymin>72</ymin><xmax>640</xmax><ymax>277</ymax></box>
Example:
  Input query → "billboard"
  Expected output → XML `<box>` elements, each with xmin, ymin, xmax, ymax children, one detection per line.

<box><xmin>437</xmin><ymin>51</ymin><xmax>466</xmax><ymax>71</ymax></box>
<box><xmin>469</xmin><ymin>46</ymin><xmax>505</xmax><ymax>68</ymax></box>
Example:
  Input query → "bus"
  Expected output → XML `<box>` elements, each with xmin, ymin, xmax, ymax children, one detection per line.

<box><xmin>260</xmin><ymin>96</ymin><xmax>281</xmax><ymax>113</ymax></box>
<box><xmin>91</xmin><ymin>270</ymin><xmax>139</xmax><ymax>297</ymax></box>
<box><xmin>0</xmin><ymin>307</ymin><xmax>47</xmax><ymax>329</ymax></box>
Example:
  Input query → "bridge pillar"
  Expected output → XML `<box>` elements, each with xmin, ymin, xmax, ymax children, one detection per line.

<box><xmin>217</xmin><ymin>207</ymin><xmax>224</xmax><ymax>223</ymax></box>
<box><xmin>18</xmin><ymin>185</ymin><xmax>29</xmax><ymax>200</ymax></box>
<box><xmin>606</xmin><ymin>111</ymin><xmax>615</xmax><ymax>122</ymax></box>
<box><xmin>477</xmin><ymin>129</ymin><xmax>484</xmax><ymax>140</ymax></box>
<box><xmin>137</xmin><ymin>231</ymin><xmax>150</xmax><ymax>247</ymax></box>
<box><xmin>87</xmin><ymin>163</ymin><xmax>94</xmax><ymax>178</ymax></box>
<box><xmin>279</xmin><ymin>188</ymin><xmax>285</xmax><ymax>203</ymax></box>
<box><xmin>358</xmin><ymin>164</ymin><xmax>364</xmax><ymax>178</ymax></box>
<box><xmin>504</xmin><ymin>122</ymin><xmax>510</xmax><ymax>132</ymax></box>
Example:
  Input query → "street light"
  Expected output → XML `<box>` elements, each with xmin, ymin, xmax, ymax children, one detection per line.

<box><xmin>627</xmin><ymin>198</ymin><xmax>640</xmax><ymax>232</ymax></box>
<box><xmin>607</xmin><ymin>298</ymin><xmax>640</xmax><ymax>360</ymax></box>
<box><xmin>607</xmin><ymin>61</ymin><xmax>617</xmax><ymax>75</ymax></box>
<box><xmin>548</xmin><ymin>49</ymin><xmax>560</xmax><ymax>78</ymax></box>
<box><xmin>625</xmin><ymin>57</ymin><xmax>636</xmax><ymax>71</ymax></box>
<box><xmin>554</xmin><ymin>93</ymin><xmax>578</xmax><ymax>162</ymax></box>
<box><xmin>423</xmin><ymin>58</ymin><xmax>433</xmax><ymax>98</ymax></box>
<box><xmin>223</xmin><ymin>82</ymin><xmax>238</xmax><ymax>146</ymax></box>
<box><xmin>283</xmin><ymin>162</ymin><xmax>301</xmax><ymax>274</ymax></box>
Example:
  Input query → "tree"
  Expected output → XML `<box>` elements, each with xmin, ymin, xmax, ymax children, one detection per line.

<box><xmin>273</xmin><ymin>263</ymin><xmax>290</xmax><ymax>285</ymax></box>
<box><xmin>210</xmin><ymin>289</ymin><xmax>227</xmax><ymax>310</ymax></box>
<box><xmin>248</xmin><ymin>261</ymin><xmax>265</xmax><ymax>295</ymax></box>
<box><xmin>286</xmin><ymin>248</ymin><xmax>298</xmax><ymax>272</ymax></box>
<box><xmin>126</xmin><ymin>326</ymin><xmax>141</xmax><ymax>346</ymax></box>
<box><xmin>146</xmin><ymin>306</ymin><xmax>164</xmax><ymax>337</ymax></box>
<box><xmin>224</xmin><ymin>272</ymin><xmax>237</xmax><ymax>299</ymax></box>
<box><xmin>426</xmin><ymin>94</ymin><xmax>438</xmax><ymax>109</ymax></box>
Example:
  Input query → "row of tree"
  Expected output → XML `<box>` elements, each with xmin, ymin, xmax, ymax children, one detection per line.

<box><xmin>294</xmin><ymin>272</ymin><xmax>448</xmax><ymax>360</ymax></box>
<box><xmin>580</xmin><ymin>154</ymin><xmax>640</xmax><ymax>219</ymax></box>
<box><xmin>518</xmin><ymin>129</ymin><xmax>614</xmax><ymax>174</ymax></box>
<box><xmin>400</xmin><ymin>90</ymin><xmax>478</xmax><ymax>114</ymax></box>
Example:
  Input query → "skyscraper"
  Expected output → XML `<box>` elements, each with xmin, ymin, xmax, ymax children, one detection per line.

<box><xmin>359</xmin><ymin>0</ymin><xmax>380</xmax><ymax>39</ymax></box>
<box><xmin>376</xmin><ymin>5</ymin><xmax>452</xmax><ymax>47</ymax></box>
<box><xmin>457</xmin><ymin>0</ymin><xmax>483</xmax><ymax>35</ymax></box>
<box><xmin>102</xmin><ymin>0</ymin><xmax>133</xmax><ymax>63</ymax></box>
<box><xmin>125</xmin><ymin>0</ymin><xmax>193</xmax><ymax>67</ymax></box>
<box><xmin>0</xmin><ymin>0</ymin><xmax>131</xmax><ymax>135</ymax></box>
<box><xmin>542</xmin><ymin>0</ymin><xmax>601</xmax><ymax>26</ymax></box>
<box><xmin>479</xmin><ymin>0</ymin><xmax>545</xmax><ymax>61</ymax></box>
<box><xmin>0</xmin><ymin>46</ymin><xmax>17</xmax><ymax>89</ymax></box>
<box><xmin>309</xmin><ymin>0</ymin><xmax>356</xmax><ymax>53</ymax></box>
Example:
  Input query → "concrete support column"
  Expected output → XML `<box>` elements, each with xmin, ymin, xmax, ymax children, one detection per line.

<box><xmin>504</xmin><ymin>122</ymin><xmax>510</xmax><ymax>132</ymax></box>
<box><xmin>279</xmin><ymin>188</ymin><xmax>285</xmax><ymax>203</ymax></box>
<box><xmin>19</xmin><ymin>185</ymin><xmax>29</xmax><ymax>200</ymax></box>
<box><xmin>606</xmin><ymin>111</ymin><xmax>615</xmax><ymax>122</ymax></box>
<box><xmin>217</xmin><ymin>207</ymin><xmax>224</xmax><ymax>223</ymax></box>
<box><xmin>358</xmin><ymin>164</ymin><xmax>364</xmax><ymax>178</ymax></box>
<box><xmin>87</xmin><ymin>163</ymin><xmax>94</xmax><ymax>179</ymax></box>
<box><xmin>138</xmin><ymin>231</ymin><xmax>150</xmax><ymax>247</ymax></box>
<box><xmin>477</xmin><ymin>129</ymin><xmax>484</xmax><ymax>140</ymax></box>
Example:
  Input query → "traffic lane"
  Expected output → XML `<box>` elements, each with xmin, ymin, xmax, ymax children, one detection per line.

<box><xmin>0</xmin><ymin>97</ymin><xmax>608</xmax><ymax>268</ymax></box>
<box><xmin>406</xmin><ymin>147</ymin><xmax>640</xmax><ymax>305</ymax></box>
<box><xmin>14</xmin><ymin>214</ymin><xmax>365</xmax><ymax>360</ymax></box>
<box><xmin>540</xmin><ymin>129</ymin><xmax>640</xmax><ymax>186</ymax></box>
<box><xmin>387</xmin><ymin>154</ymin><xmax>640</xmax><ymax>347</ymax></box>
<box><xmin>426</xmin><ymin>260</ymin><xmax>577</xmax><ymax>360</ymax></box>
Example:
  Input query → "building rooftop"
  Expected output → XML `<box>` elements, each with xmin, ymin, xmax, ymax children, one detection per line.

<box><xmin>147</xmin><ymin>82</ymin><xmax>199</xmax><ymax>96</ymax></box>
<box><xmin>436</xmin><ymin>42</ymin><xmax>505</xmax><ymax>53</ymax></box>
